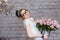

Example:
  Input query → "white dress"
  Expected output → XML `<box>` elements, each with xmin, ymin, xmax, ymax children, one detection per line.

<box><xmin>23</xmin><ymin>17</ymin><xmax>43</xmax><ymax>40</ymax></box>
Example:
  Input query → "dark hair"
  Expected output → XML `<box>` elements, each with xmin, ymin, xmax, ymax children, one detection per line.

<box><xmin>15</xmin><ymin>9</ymin><xmax>28</xmax><ymax>18</ymax></box>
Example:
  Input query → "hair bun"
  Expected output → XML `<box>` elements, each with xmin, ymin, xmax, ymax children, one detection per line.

<box><xmin>15</xmin><ymin>10</ymin><xmax>20</xmax><ymax>18</ymax></box>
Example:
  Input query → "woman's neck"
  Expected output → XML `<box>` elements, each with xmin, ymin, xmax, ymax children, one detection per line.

<box><xmin>23</xmin><ymin>17</ymin><xmax>30</xmax><ymax>20</ymax></box>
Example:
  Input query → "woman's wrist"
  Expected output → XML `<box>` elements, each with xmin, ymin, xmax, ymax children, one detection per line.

<box><xmin>41</xmin><ymin>35</ymin><xmax>44</xmax><ymax>38</ymax></box>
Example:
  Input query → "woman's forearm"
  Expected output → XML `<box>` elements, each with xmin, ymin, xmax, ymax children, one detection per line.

<box><xmin>27</xmin><ymin>30</ymin><xmax>42</xmax><ymax>38</ymax></box>
<box><xmin>25</xmin><ymin>25</ymin><xmax>42</xmax><ymax>38</ymax></box>
<box><xmin>33</xmin><ymin>34</ymin><xmax>42</xmax><ymax>37</ymax></box>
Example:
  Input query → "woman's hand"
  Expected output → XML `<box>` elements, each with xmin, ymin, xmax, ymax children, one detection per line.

<box><xmin>44</xmin><ymin>35</ymin><xmax>49</xmax><ymax>39</ymax></box>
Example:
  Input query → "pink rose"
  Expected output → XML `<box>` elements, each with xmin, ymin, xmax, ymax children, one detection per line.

<box><xmin>39</xmin><ymin>20</ymin><xmax>43</xmax><ymax>25</ymax></box>
<box><xmin>50</xmin><ymin>25</ymin><xmax>54</xmax><ymax>29</ymax></box>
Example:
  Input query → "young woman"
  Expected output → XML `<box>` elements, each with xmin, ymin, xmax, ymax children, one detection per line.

<box><xmin>15</xmin><ymin>8</ymin><xmax>48</xmax><ymax>40</ymax></box>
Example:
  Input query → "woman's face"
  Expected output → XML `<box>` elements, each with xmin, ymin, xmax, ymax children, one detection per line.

<box><xmin>21</xmin><ymin>9</ymin><xmax>30</xmax><ymax>19</ymax></box>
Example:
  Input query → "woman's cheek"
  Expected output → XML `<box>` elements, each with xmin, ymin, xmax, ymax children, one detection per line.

<box><xmin>27</xmin><ymin>13</ymin><xmax>30</xmax><ymax>16</ymax></box>
<box><xmin>25</xmin><ymin>15</ymin><xmax>28</xmax><ymax>18</ymax></box>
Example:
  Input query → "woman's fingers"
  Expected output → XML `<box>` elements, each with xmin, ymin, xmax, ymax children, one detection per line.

<box><xmin>44</xmin><ymin>35</ymin><xmax>48</xmax><ymax>39</ymax></box>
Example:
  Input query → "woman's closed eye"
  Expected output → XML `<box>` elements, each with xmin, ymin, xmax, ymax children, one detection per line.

<box><xmin>22</xmin><ymin>11</ymin><xmax>27</xmax><ymax>16</ymax></box>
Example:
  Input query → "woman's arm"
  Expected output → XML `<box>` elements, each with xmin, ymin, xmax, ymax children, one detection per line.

<box><xmin>25</xmin><ymin>25</ymin><xmax>42</xmax><ymax>38</ymax></box>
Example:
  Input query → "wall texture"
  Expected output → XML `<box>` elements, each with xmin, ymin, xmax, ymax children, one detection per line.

<box><xmin>0</xmin><ymin>0</ymin><xmax>60</xmax><ymax>40</ymax></box>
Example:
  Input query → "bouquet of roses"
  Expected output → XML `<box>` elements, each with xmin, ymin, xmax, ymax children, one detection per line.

<box><xmin>36</xmin><ymin>18</ymin><xmax>60</xmax><ymax>32</ymax></box>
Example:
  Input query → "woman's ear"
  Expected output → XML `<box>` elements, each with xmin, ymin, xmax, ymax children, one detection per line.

<box><xmin>23</xmin><ymin>15</ymin><xmax>25</xmax><ymax>18</ymax></box>
<box><xmin>20</xmin><ymin>17</ymin><xmax>24</xmax><ymax>20</ymax></box>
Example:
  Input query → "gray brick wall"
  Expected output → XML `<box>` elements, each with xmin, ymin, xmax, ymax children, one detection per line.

<box><xmin>0</xmin><ymin>0</ymin><xmax>60</xmax><ymax>40</ymax></box>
